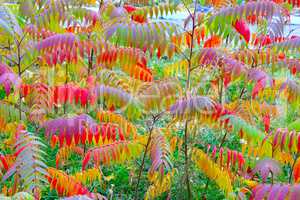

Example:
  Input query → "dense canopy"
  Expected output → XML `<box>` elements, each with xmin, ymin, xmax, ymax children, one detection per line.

<box><xmin>1</xmin><ymin>0</ymin><xmax>300</xmax><ymax>199</ymax></box>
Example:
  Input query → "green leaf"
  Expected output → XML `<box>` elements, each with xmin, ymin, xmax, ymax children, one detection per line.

<box><xmin>0</xmin><ymin>88</ymin><xmax>6</xmax><ymax>100</ymax></box>
<box><xmin>288</xmin><ymin>119</ymin><xmax>300</xmax><ymax>132</ymax></box>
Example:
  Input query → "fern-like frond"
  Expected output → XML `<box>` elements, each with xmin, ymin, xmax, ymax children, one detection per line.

<box><xmin>207</xmin><ymin>145</ymin><xmax>246</xmax><ymax>171</ymax></box>
<box><xmin>23</xmin><ymin>83</ymin><xmax>95</xmax><ymax>109</ymax></box>
<box><xmin>267</xmin><ymin>17</ymin><xmax>285</xmax><ymax>39</ymax></box>
<box><xmin>130</xmin><ymin>3</ymin><xmax>178</xmax><ymax>19</ymax></box>
<box><xmin>43</xmin><ymin>114</ymin><xmax>126</xmax><ymax>147</ymax></box>
<box><xmin>149</xmin><ymin>130</ymin><xmax>172</xmax><ymax>175</ymax></box>
<box><xmin>263</xmin><ymin>128</ymin><xmax>300</xmax><ymax>154</ymax></box>
<box><xmin>278</xmin><ymin>59</ymin><xmax>300</xmax><ymax>75</ymax></box>
<box><xmin>138</xmin><ymin>79</ymin><xmax>182</xmax><ymax>112</ymax></box>
<box><xmin>0</xmin><ymin>5</ymin><xmax>22</xmax><ymax>37</ymax></box>
<box><xmin>171</xmin><ymin>26</ymin><xmax>206</xmax><ymax>48</ymax></box>
<box><xmin>30</xmin><ymin>0</ymin><xmax>98</xmax><ymax>30</ymax></box>
<box><xmin>271</xmin><ymin>37</ymin><xmax>300</xmax><ymax>52</ymax></box>
<box><xmin>96</xmin><ymin>69</ymin><xmax>131</xmax><ymax>92</ymax></box>
<box><xmin>96</xmin><ymin>46</ymin><xmax>152</xmax><ymax>82</ymax></box>
<box><xmin>242</xmin><ymin>100</ymin><xmax>278</xmax><ymax>118</ymax></box>
<box><xmin>285</xmin><ymin>0</ymin><xmax>300</xmax><ymax>7</ymax></box>
<box><xmin>124</xmin><ymin>0</ymin><xmax>150</xmax><ymax>5</ymax></box>
<box><xmin>0</xmin><ymin>63</ymin><xmax>21</xmax><ymax>96</ymax></box>
<box><xmin>225</xmin><ymin>115</ymin><xmax>267</xmax><ymax>147</ymax></box>
<box><xmin>24</xmin><ymin>25</ymin><xmax>57</xmax><ymax>41</ymax></box>
<box><xmin>72</xmin><ymin>168</ymin><xmax>102</xmax><ymax>185</ymax></box>
<box><xmin>247</xmin><ymin>68</ymin><xmax>274</xmax><ymax>98</ymax></box>
<box><xmin>163</xmin><ymin>59</ymin><xmax>189</xmax><ymax>76</ymax></box>
<box><xmin>105</xmin><ymin>21</ymin><xmax>178</xmax><ymax>58</ymax></box>
<box><xmin>25</xmin><ymin>83</ymin><xmax>52</xmax><ymax>124</ymax></box>
<box><xmin>82</xmin><ymin>140</ymin><xmax>143</xmax><ymax>170</ymax></box>
<box><xmin>251</xmin><ymin>158</ymin><xmax>282</xmax><ymax>182</ymax></box>
<box><xmin>36</xmin><ymin>33</ymin><xmax>77</xmax><ymax>52</ymax></box>
<box><xmin>31</xmin><ymin>0</ymin><xmax>67</xmax><ymax>29</ymax></box>
<box><xmin>96</xmin><ymin>110</ymin><xmax>137</xmax><ymax>139</ymax></box>
<box><xmin>231</xmin><ymin>48</ymin><xmax>278</xmax><ymax>66</ymax></box>
<box><xmin>222</xmin><ymin>57</ymin><xmax>248</xmax><ymax>87</ymax></box>
<box><xmin>56</xmin><ymin>146</ymin><xmax>84</xmax><ymax>168</ymax></box>
<box><xmin>94</xmin><ymin>84</ymin><xmax>142</xmax><ymax>119</ymax></box>
<box><xmin>225</xmin><ymin>100</ymin><xmax>278</xmax><ymax>126</ymax></box>
<box><xmin>164</xmin><ymin>48</ymin><xmax>245</xmax><ymax>82</ymax></box>
<box><xmin>0</xmin><ymin>153</ymin><xmax>15</xmax><ymax>174</ymax></box>
<box><xmin>208</xmin><ymin>1</ymin><xmax>283</xmax><ymax>35</ymax></box>
<box><xmin>52</xmin><ymin>84</ymin><xmax>92</xmax><ymax>107</ymax></box>
<box><xmin>3</xmin><ymin>126</ymin><xmax>48</xmax><ymax>194</ymax></box>
<box><xmin>145</xmin><ymin>169</ymin><xmax>176</xmax><ymax>200</ymax></box>
<box><xmin>250</xmin><ymin>183</ymin><xmax>300</xmax><ymax>199</ymax></box>
<box><xmin>170</xmin><ymin>96</ymin><xmax>216</xmax><ymax>121</ymax></box>
<box><xmin>43</xmin><ymin>114</ymin><xmax>96</xmax><ymax>147</ymax></box>
<box><xmin>207</xmin><ymin>0</ymin><xmax>237</xmax><ymax>9</ymax></box>
<box><xmin>279</xmin><ymin>79</ymin><xmax>300</xmax><ymax>104</ymax></box>
<box><xmin>0</xmin><ymin>101</ymin><xmax>25</xmax><ymax>122</ymax></box>
<box><xmin>192</xmin><ymin>148</ymin><xmax>234</xmax><ymax>197</ymax></box>
<box><xmin>37</xmin><ymin>34</ymin><xmax>152</xmax><ymax>81</ymax></box>
<box><xmin>47</xmin><ymin>167</ymin><xmax>91</xmax><ymax>197</ymax></box>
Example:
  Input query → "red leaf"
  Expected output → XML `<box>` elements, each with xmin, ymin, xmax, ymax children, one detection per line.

<box><xmin>109</xmin><ymin>105</ymin><xmax>115</xmax><ymax>112</ymax></box>
<box><xmin>82</xmin><ymin>151</ymin><xmax>91</xmax><ymax>170</ymax></box>
<box><xmin>51</xmin><ymin>135</ymin><xmax>58</xmax><ymax>148</ymax></box>
<box><xmin>232</xmin><ymin>150</ymin><xmax>238</xmax><ymax>167</ymax></box>
<box><xmin>263</xmin><ymin>114</ymin><xmax>270</xmax><ymax>133</ymax></box>
<box><xmin>233</xmin><ymin>19</ymin><xmax>250</xmax><ymax>43</ymax></box>
<box><xmin>59</xmin><ymin>132</ymin><xmax>65</xmax><ymax>147</ymax></box>
<box><xmin>80</xmin><ymin>89</ymin><xmax>88</xmax><ymax>107</ymax></box>
<box><xmin>254</xmin><ymin>35</ymin><xmax>272</xmax><ymax>46</ymax></box>
<box><xmin>123</xmin><ymin>5</ymin><xmax>137</xmax><ymax>13</ymax></box>
<box><xmin>280</xmin><ymin>129</ymin><xmax>288</xmax><ymax>150</ymax></box>
<box><xmin>223</xmin><ymin>74</ymin><xmax>231</xmax><ymax>88</ymax></box>
<box><xmin>238</xmin><ymin>153</ymin><xmax>245</xmax><ymax>170</ymax></box>
<box><xmin>288</xmin><ymin>131</ymin><xmax>295</xmax><ymax>151</ymax></box>
<box><xmin>94</xmin><ymin>126</ymin><xmax>100</xmax><ymax>144</ymax></box>
<box><xmin>81</xmin><ymin>129</ymin><xmax>87</xmax><ymax>145</ymax></box>
<box><xmin>292</xmin><ymin>66</ymin><xmax>297</xmax><ymax>75</ymax></box>
<box><xmin>119</xmin><ymin>128</ymin><xmax>125</xmax><ymax>141</ymax></box>
<box><xmin>227</xmin><ymin>150</ymin><xmax>231</xmax><ymax>168</ymax></box>
<box><xmin>14</xmin><ymin>145</ymin><xmax>29</xmax><ymax>157</ymax></box>
<box><xmin>0</xmin><ymin>155</ymin><xmax>9</xmax><ymax>170</ymax></box>
<box><xmin>294</xmin><ymin>158</ymin><xmax>300</xmax><ymax>183</ymax></box>
<box><xmin>56</xmin><ymin>156</ymin><xmax>60</xmax><ymax>168</ymax></box>
<box><xmin>157</xmin><ymin>48</ymin><xmax>161</xmax><ymax>59</ymax></box>
<box><xmin>88</xmin><ymin>129</ymin><xmax>93</xmax><ymax>144</ymax></box>
<box><xmin>278</xmin><ymin>52</ymin><xmax>285</xmax><ymax>60</ymax></box>
<box><xmin>54</xmin><ymin>87</ymin><xmax>59</xmax><ymax>104</ymax></box>
<box><xmin>65</xmin><ymin>131</ymin><xmax>73</xmax><ymax>146</ymax></box>
<box><xmin>219</xmin><ymin>147</ymin><xmax>224</xmax><ymax>167</ymax></box>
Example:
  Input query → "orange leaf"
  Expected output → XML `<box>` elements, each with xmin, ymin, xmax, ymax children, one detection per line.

<box><xmin>203</xmin><ymin>35</ymin><xmax>222</xmax><ymax>48</ymax></box>
<box><xmin>293</xmin><ymin>157</ymin><xmax>300</xmax><ymax>183</ymax></box>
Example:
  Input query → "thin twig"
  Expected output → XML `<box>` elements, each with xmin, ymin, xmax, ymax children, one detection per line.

<box><xmin>289</xmin><ymin>153</ymin><xmax>299</xmax><ymax>183</ymax></box>
<box><xmin>134</xmin><ymin>113</ymin><xmax>162</xmax><ymax>199</ymax></box>
<box><xmin>183</xmin><ymin>1</ymin><xmax>198</xmax><ymax>199</ymax></box>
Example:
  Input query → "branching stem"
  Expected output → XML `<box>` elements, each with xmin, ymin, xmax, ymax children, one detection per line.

<box><xmin>183</xmin><ymin>1</ymin><xmax>197</xmax><ymax>199</ymax></box>
<box><xmin>134</xmin><ymin>113</ymin><xmax>161</xmax><ymax>199</ymax></box>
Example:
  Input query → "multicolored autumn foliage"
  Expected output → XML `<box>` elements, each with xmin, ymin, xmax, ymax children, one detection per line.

<box><xmin>1</xmin><ymin>0</ymin><xmax>300</xmax><ymax>199</ymax></box>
